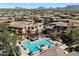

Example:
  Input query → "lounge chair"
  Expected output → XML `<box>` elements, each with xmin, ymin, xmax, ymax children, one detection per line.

<box><xmin>21</xmin><ymin>45</ymin><xmax>23</xmax><ymax>47</ymax></box>
<box><xmin>19</xmin><ymin>41</ymin><xmax>21</xmax><ymax>44</ymax></box>
<box><xmin>28</xmin><ymin>51</ymin><xmax>33</xmax><ymax>56</ymax></box>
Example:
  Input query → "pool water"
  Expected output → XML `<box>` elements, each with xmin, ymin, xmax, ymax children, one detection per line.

<box><xmin>22</xmin><ymin>38</ymin><xmax>56</xmax><ymax>54</ymax></box>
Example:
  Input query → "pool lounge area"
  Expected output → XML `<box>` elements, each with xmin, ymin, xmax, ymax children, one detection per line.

<box><xmin>21</xmin><ymin>38</ymin><xmax>56</xmax><ymax>55</ymax></box>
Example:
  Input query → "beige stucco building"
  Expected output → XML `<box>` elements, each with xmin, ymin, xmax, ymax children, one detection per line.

<box><xmin>8</xmin><ymin>21</ymin><xmax>43</xmax><ymax>36</ymax></box>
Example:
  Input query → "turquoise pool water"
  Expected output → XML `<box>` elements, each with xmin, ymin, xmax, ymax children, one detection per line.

<box><xmin>22</xmin><ymin>38</ymin><xmax>56</xmax><ymax>54</ymax></box>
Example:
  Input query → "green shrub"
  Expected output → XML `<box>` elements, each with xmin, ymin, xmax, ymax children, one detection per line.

<box><xmin>15</xmin><ymin>46</ymin><xmax>21</xmax><ymax>56</ymax></box>
<box><xmin>74</xmin><ymin>46</ymin><xmax>79</xmax><ymax>52</ymax></box>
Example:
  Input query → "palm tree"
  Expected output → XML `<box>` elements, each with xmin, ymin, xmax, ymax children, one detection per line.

<box><xmin>72</xmin><ymin>27</ymin><xmax>79</xmax><ymax>45</ymax></box>
<box><xmin>0</xmin><ymin>22</ymin><xmax>7</xmax><ymax>32</ymax></box>
<box><xmin>0</xmin><ymin>30</ymin><xmax>19</xmax><ymax>56</ymax></box>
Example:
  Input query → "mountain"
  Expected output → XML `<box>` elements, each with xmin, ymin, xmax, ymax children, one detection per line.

<box><xmin>62</xmin><ymin>5</ymin><xmax>79</xmax><ymax>10</ymax></box>
<box><xmin>36</xmin><ymin>7</ymin><xmax>47</xmax><ymax>10</ymax></box>
<box><xmin>36</xmin><ymin>5</ymin><xmax>79</xmax><ymax>10</ymax></box>
<box><xmin>14</xmin><ymin>7</ymin><xmax>26</xmax><ymax>10</ymax></box>
<box><xmin>1</xmin><ymin>5</ymin><xmax>79</xmax><ymax>10</ymax></box>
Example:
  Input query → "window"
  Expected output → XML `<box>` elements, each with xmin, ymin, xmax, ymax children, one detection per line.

<box><xmin>32</xmin><ymin>27</ymin><xmax>34</xmax><ymax>29</ymax></box>
<box><xmin>28</xmin><ymin>27</ymin><xmax>30</xmax><ymax>30</ymax></box>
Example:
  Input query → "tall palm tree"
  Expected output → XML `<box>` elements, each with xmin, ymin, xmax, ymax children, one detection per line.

<box><xmin>0</xmin><ymin>30</ymin><xmax>19</xmax><ymax>56</ymax></box>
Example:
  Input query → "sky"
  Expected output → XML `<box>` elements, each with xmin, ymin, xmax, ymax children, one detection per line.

<box><xmin>0</xmin><ymin>3</ymin><xmax>79</xmax><ymax>9</ymax></box>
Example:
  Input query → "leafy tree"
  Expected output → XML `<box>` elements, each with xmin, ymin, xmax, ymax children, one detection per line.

<box><xmin>63</xmin><ymin>27</ymin><xmax>79</xmax><ymax>52</ymax></box>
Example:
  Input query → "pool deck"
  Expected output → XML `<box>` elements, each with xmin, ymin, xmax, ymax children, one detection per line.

<box><xmin>16</xmin><ymin>39</ymin><xmax>55</xmax><ymax>56</ymax></box>
<box><xmin>17</xmin><ymin>43</ymin><xmax>46</xmax><ymax>56</ymax></box>
<box><xmin>16</xmin><ymin>40</ymin><xmax>29</xmax><ymax>56</ymax></box>
<box><xmin>16</xmin><ymin>38</ymin><xmax>68</xmax><ymax>56</ymax></box>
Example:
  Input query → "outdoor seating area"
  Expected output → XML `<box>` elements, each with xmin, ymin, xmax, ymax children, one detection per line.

<box><xmin>17</xmin><ymin>37</ymin><xmax>57</xmax><ymax>56</ymax></box>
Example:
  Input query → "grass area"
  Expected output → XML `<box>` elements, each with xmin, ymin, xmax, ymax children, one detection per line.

<box><xmin>72</xmin><ymin>27</ymin><xmax>79</xmax><ymax>35</ymax></box>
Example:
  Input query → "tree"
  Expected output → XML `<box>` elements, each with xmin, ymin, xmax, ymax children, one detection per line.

<box><xmin>0</xmin><ymin>22</ymin><xmax>7</xmax><ymax>32</ymax></box>
<box><xmin>0</xmin><ymin>30</ymin><xmax>19</xmax><ymax>56</ymax></box>
<box><xmin>33</xmin><ymin>17</ymin><xmax>41</xmax><ymax>23</ymax></box>
<box><xmin>63</xmin><ymin>27</ymin><xmax>79</xmax><ymax>52</ymax></box>
<box><xmin>43</xmin><ymin>19</ymin><xmax>49</xmax><ymax>25</ymax></box>
<box><xmin>74</xmin><ymin>46</ymin><xmax>79</xmax><ymax>52</ymax></box>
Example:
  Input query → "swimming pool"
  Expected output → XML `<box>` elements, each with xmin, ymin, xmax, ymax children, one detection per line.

<box><xmin>22</xmin><ymin>38</ymin><xmax>56</xmax><ymax>54</ymax></box>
